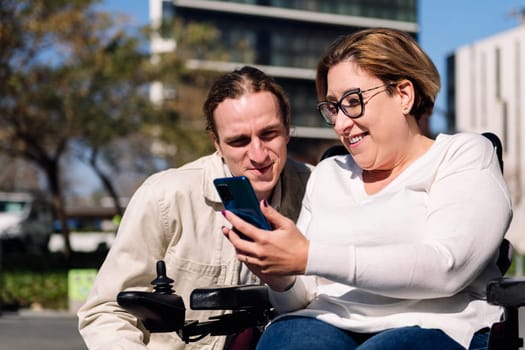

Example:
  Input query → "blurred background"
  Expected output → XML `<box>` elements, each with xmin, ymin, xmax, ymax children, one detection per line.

<box><xmin>0</xmin><ymin>0</ymin><xmax>524</xmax><ymax>337</ymax></box>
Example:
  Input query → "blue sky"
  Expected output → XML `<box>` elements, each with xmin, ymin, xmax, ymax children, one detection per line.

<box><xmin>100</xmin><ymin>0</ymin><xmax>525</xmax><ymax>132</ymax></box>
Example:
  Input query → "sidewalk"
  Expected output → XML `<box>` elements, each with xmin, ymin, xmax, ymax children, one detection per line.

<box><xmin>0</xmin><ymin>309</ymin><xmax>86</xmax><ymax>350</ymax></box>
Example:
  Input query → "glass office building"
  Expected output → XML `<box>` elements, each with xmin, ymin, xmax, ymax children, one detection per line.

<box><xmin>150</xmin><ymin>0</ymin><xmax>418</xmax><ymax>162</ymax></box>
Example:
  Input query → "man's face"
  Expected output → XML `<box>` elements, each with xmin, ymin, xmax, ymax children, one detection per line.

<box><xmin>213</xmin><ymin>91</ymin><xmax>290</xmax><ymax>201</ymax></box>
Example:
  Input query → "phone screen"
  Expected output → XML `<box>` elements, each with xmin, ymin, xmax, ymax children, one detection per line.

<box><xmin>213</xmin><ymin>176</ymin><xmax>271</xmax><ymax>234</ymax></box>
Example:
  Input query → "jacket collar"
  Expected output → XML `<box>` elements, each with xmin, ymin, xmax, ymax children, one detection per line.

<box><xmin>202</xmin><ymin>152</ymin><xmax>229</xmax><ymax>204</ymax></box>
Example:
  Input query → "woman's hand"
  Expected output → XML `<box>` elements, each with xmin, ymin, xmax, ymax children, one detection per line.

<box><xmin>221</xmin><ymin>200</ymin><xmax>309</xmax><ymax>291</ymax></box>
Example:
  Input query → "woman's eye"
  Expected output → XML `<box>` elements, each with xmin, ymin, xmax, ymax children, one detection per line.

<box><xmin>343</xmin><ymin>96</ymin><xmax>360</xmax><ymax>107</ymax></box>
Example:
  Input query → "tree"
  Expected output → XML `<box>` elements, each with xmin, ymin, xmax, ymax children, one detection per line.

<box><xmin>0</xmin><ymin>1</ymin><xmax>77</xmax><ymax>256</ymax></box>
<box><xmin>0</xmin><ymin>0</ymin><xmax>158</xmax><ymax>257</ymax></box>
<box><xmin>0</xmin><ymin>0</ymin><xmax>234</xmax><ymax>258</ymax></box>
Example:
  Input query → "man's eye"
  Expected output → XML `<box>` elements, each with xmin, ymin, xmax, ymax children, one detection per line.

<box><xmin>228</xmin><ymin>138</ymin><xmax>250</xmax><ymax>147</ymax></box>
<box><xmin>260</xmin><ymin>130</ymin><xmax>279</xmax><ymax>141</ymax></box>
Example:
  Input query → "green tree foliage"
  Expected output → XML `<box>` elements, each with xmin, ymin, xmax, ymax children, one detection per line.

<box><xmin>0</xmin><ymin>0</ymin><xmax>234</xmax><ymax>257</ymax></box>
<box><xmin>1</xmin><ymin>0</ymin><xmax>74</xmax><ymax>256</ymax></box>
<box><xmin>0</xmin><ymin>0</ymin><xmax>159</xmax><ymax>256</ymax></box>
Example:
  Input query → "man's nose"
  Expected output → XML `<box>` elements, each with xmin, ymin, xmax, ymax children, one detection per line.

<box><xmin>247</xmin><ymin>139</ymin><xmax>268</xmax><ymax>163</ymax></box>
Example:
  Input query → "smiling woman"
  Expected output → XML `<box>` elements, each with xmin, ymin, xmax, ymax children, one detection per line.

<box><xmin>221</xmin><ymin>28</ymin><xmax>512</xmax><ymax>350</ymax></box>
<box><xmin>314</xmin><ymin>29</ymin><xmax>439</xmax><ymax>190</ymax></box>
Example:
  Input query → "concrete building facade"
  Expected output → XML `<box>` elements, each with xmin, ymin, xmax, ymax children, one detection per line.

<box><xmin>450</xmin><ymin>24</ymin><xmax>525</xmax><ymax>253</ymax></box>
<box><xmin>149</xmin><ymin>0</ymin><xmax>418</xmax><ymax>163</ymax></box>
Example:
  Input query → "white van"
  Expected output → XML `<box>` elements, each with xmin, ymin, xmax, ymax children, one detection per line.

<box><xmin>0</xmin><ymin>191</ymin><xmax>54</xmax><ymax>253</ymax></box>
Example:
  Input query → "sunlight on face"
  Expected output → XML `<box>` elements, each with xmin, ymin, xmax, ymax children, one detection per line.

<box><xmin>213</xmin><ymin>91</ymin><xmax>290</xmax><ymax>201</ymax></box>
<box><xmin>327</xmin><ymin>61</ymin><xmax>408</xmax><ymax>171</ymax></box>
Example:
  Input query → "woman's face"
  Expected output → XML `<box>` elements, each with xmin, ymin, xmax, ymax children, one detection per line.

<box><xmin>326</xmin><ymin>60</ymin><xmax>412</xmax><ymax>172</ymax></box>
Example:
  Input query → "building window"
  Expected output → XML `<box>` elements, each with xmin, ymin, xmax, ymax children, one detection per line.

<box><xmin>270</xmin><ymin>0</ymin><xmax>417</xmax><ymax>21</ymax></box>
<box><xmin>495</xmin><ymin>47</ymin><xmax>501</xmax><ymax>100</ymax></box>
<box><xmin>161</xmin><ymin>0</ymin><xmax>176</xmax><ymax>39</ymax></box>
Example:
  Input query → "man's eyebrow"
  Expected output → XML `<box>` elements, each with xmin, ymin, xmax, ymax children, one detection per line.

<box><xmin>260</xmin><ymin>124</ymin><xmax>282</xmax><ymax>133</ymax></box>
<box><xmin>221</xmin><ymin>122</ymin><xmax>284</xmax><ymax>143</ymax></box>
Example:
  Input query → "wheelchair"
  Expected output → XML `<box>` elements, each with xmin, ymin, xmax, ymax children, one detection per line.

<box><xmin>117</xmin><ymin>132</ymin><xmax>525</xmax><ymax>349</ymax></box>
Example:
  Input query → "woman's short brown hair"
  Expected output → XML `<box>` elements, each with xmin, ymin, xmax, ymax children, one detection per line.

<box><xmin>316</xmin><ymin>28</ymin><xmax>440</xmax><ymax>121</ymax></box>
<box><xmin>204</xmin><ymin>66</ymin><xmax>291</xmax><ymax>139</ymax></box>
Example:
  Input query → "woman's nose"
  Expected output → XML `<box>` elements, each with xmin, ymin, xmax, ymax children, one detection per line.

<box><xmin>333</xmin><ymin>110</ymin><xmax>354</xmax><ymax>136</ymax></box>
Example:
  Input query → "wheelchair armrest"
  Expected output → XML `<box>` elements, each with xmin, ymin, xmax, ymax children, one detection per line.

<box><xmin>190</xmin><ymin>284</ymin><xmax>271</xmax><ymax>310</ymax></box>
<box><xmin>487</xmin><ymin>277</ymin><xmax>525</xmax><ymax>308</ymax></box>
<box><xmin>117</xmin><ymin>291</ymin><xmax>186</xmax><ymax>332</ymax></box>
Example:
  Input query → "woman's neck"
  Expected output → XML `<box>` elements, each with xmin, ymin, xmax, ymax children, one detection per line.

<box><xmin>362</xmin><ymin>135</ymin><xmax>433</xmax><ymax>195</ymax></box>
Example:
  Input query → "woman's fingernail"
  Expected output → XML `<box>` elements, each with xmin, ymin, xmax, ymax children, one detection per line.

<box><xmin>263</xmin><ymin>199</ymin><xmax>268</xmax><ymax>207</ymax></box>
<box><xmin>221</xmin><ymin>210</ymin><xmax>226</xmax><ymax>217</ymax></box>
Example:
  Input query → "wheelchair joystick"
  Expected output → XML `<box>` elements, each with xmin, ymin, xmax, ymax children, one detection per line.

<box><xmin>151</xmin><ymin>260</ymin><xmax>174</xmax><ymax>294</ymax></box>
<box><xmin>116</xmin><ymin>260</ymin><xmax>186</xmax><ymax>332</ymax></box>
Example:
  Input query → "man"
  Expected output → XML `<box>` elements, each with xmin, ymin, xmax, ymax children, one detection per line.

<box><xmin>78</xmin><ymin>66</ymin><xmax>313</xmax><ymax>349</ymax></box>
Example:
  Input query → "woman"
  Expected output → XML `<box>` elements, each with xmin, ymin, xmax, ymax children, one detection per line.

<box><xmin>221</xmin><ymin>28</ymin><xmax>512</xmax><ymax>350</ymax></box>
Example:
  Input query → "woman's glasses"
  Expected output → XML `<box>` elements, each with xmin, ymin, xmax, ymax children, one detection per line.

<box><xmin>317</xmin><ymin>83</ymin><xmax>394</xmax><ymax>126</ymax></box>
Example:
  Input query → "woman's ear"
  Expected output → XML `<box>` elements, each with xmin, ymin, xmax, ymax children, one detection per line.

<box><xmin>396</xmin><ymin>79</ymin><xmax>415</xmax><ymax>115</ymax></box>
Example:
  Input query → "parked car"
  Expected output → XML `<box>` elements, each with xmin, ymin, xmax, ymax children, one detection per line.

<box><xmin>0</xmin><ymin>192</ymin><xmax>54</xmax><ymax>253</ymax></box>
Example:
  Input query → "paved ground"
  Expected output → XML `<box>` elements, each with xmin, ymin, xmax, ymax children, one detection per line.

<box><xmin>0</xmin><ymin>307</ymin><xmax>524</xmax><ymax>349</ymax></box>
<box><xmin>0</xmin><ymin>310</ymin><xmax>86</xmax><ymax>350</ymax></box>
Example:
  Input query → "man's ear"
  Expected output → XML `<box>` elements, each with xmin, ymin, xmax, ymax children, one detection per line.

<box><xmin>210</xmin><ymin>131</ymin><xmax>223</xmax><ymax>157</ymax></box>
<box><xmin>396</xmin><ymin>79</ymin><xmax>415</xmax><ymax>115</ymax></box>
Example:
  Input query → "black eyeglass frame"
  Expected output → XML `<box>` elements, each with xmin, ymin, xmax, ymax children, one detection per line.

<box><xmin>317</xmin><ymin>83</ymin><xmax>395</xmax><ymax>126</ymax></box>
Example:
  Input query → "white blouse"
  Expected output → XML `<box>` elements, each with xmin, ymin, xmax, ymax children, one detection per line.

<box><xmin>270</xmin><ymin>133</ymin><xmax>512</xmax><ymax>348</ymax></box>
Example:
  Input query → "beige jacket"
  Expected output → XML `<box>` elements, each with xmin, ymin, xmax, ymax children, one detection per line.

<box><xmin>78</xmin><ymin>152</ymin><xmax>312</xmax><ymax>350</ymax></box>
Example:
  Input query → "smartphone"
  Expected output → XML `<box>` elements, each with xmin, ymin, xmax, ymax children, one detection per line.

<box><xmin>213</xmin><ymin>176</ymin><xmax>271</xmax><ymax>239</ymax></box>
